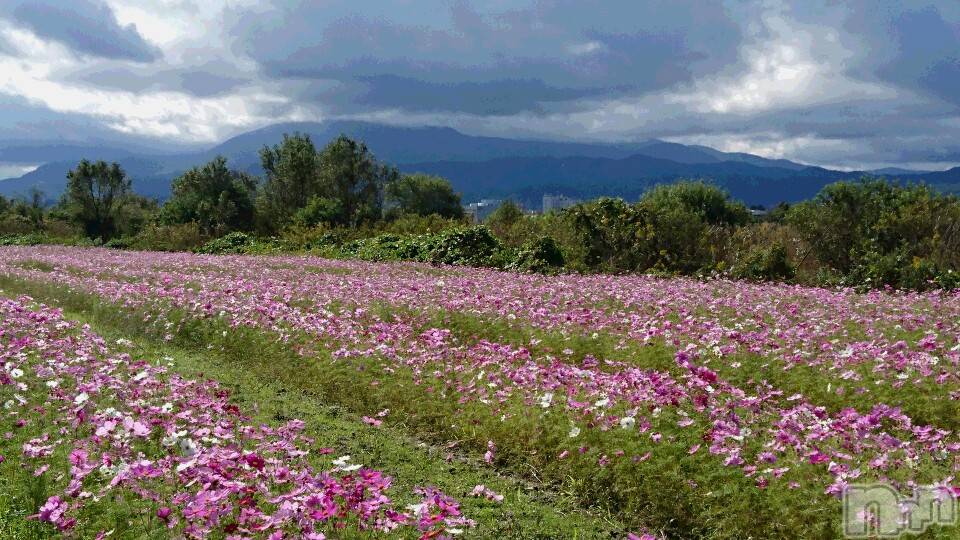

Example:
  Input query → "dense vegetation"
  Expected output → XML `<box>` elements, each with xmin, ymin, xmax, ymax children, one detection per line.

<box><xmin>2</xmin><ymin>132</ymin><xmax>959</xmax><ymax>291</ymax></box>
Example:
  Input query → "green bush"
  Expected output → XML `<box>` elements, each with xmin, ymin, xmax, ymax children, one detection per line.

<box><xmin>566</xmin><ymin>197</ymin><xmax>656</xmax><ymax>272</ymax></box>
<box><xmin>509</xmin><ymin>236</ymin><xmax>565</xmax><ymax>273</ymax></box>
<box><xmin>130</xmin><ymin>223</ymin><xmax>205</xmax><ymax>252</ymax></box>
<box><xmin>276</xmin><ymin>225</ymin><xmax>349</xmax><ymax>252</ymax></box>
<box><xmin>787</xmin><ymin>179</ymin><xmax>960</xmax><ymax>286</ymax></box>
<box><xmin>843</xmin><ymin>249</ymin><xmax>960</xmax><ymax>291</ymax></box>
<box><xmin>196</xmin><ymin>231</ymin><xmax>256</xmax><ymax>255</ymax></box>
<box><xmin>340</xmin><ymin>234</ymin><xmax>437</xmax><ymax>262</ymax></box>
<box><xmin>731</xmin><ymin>242</ymin><xmax>796</xmax><ymax>282</ymax></box>
<box><xmin>382</xmin><ymin>213</ymin><xmax>465</xmax><ymax>235</ymax></box>
<box><xmin>293</xmin><ymin>196</ymin><xmax>345</xmax><ymax>227</ymax></box>
<box><xmin>103</xmin><ymin>236</ymin><xmax>135</xmax><ymax>250</ymax></box>
<box><xmin>0</xmin><ymin>233</ymin><xmax>46</xmax><ymax>246</ymax></box>
<box><xmin>428</xmin><ymin>226</ymin><xmax>503</xmax><ymax>267</ymax></box>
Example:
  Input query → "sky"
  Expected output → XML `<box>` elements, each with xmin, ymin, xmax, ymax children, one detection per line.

<box><xmin>0</xmin><ymin>0</ymin><xmax>958</xmax><ymax>171</ymax></box>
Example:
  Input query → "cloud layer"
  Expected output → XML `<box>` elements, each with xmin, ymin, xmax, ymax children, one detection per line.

<box><xmin>0</xmin><ymin>0</ymin><xmax>958</xmax><ymax>169</ymax></box>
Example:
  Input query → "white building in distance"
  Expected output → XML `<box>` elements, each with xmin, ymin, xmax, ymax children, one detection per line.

<box><xmin>465</xmin><ymin>199</ymin><xmax>503</xmax><ymax>223</ymax></box>
<box><xmin>542</xmin><ymin>193</ymin><xmax>580</xmax><ymax>213</ymax></box>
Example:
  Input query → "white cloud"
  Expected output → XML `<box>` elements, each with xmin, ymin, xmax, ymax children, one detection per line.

<box><xmin>664</xmin><ymin>5</ymin><xmax>896</xmax><ymax>114</ymax></box>
<box><xmin>566</xmin><ymin>40</ymin><xmax>605</xmax><ymax>56</ymax></box>
<box><xmin>0</xmin><ymin>9</ymin><xmax>315</xmax><ymax>143</ymax></box>
<box><xmin>0</xmin><ymin>163</ymin><xmax>39</xmax><ymax>179</ymax></box>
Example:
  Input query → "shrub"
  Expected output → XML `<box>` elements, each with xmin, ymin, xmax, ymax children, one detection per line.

<box><xmin>104</xmin><ymin>236</ymin><xmax>135</xmax><ymax>250</ymax></box>
<box><xmin>0</xmin><ymin>214</ymin><xmax>38</xmax><ymax>236</ymax></box>
<box><xmin>340</xmin><ymin>234</ymin><xmax>437</xmax><ymax>262</ymax></box>
<box><xmin>0</xmin><ymin>233</ymin><xmax>46</xmax><ymax>246</ymax></box>
<box><xmin>275</xmin><ymin>225</ymin><xmax>343</xmax><ymax>252</ymax></box>
<box><xmin>428</xmin><ymin>226</ymin><xmax>503</xmax><ymax>267</ymax></box>
<box><xmin>196</xmin><ymin>231</ymin><xmax>256</xmax><ymax>255</ymax></box>
<box><xmin>509</xmin><ymin>236</ymin><xmax>565</xmax><ymax>274</ymax></box>
<box><xmin>640</xmin><ymin>181</ymin><xmax>750</xmax><ymax>227</ymax></box>
<box><xmin>382</xmin><ymin>213</ymin><xmax>465</xmax><ymax>235</ymax></box>
<box><xmin>293</xmin><ymin>196</ymin><xmax>345</xmax><ymax>227</ymax></box>
<box><xmin>130</xmin><ymin>223</ymin><xmax>205</xmax><ymax>252</ymax></box>
<box><xmin>731</xmin><ymin>242</ymin><xmax>796</xmax><ymax>282</ymax></box>
<box><xmin>567</xmin><ymin>198</ymin><xmax>646</xmax><ymax>272</ymax></box>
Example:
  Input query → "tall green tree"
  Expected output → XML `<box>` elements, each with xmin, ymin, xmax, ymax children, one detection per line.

<box><xmin>63</xmin><ymin>160</ymin><xmax>131</xmax><ymax>240</ymax></box>
<box><xmin>257</xmin><ymin>133</ymin><xmax>322</xmax><ymax>231</ymax></box>
<box><xmin>317</xmin><ymin>135</ymin><xmax>399</xmax><ymax>227</ymax></box>
<box><xmin>161</xmin><ymin>156</ymin><xmax>257</xmax><ymax>235</ymax></box>
<box><xmin>385</xmin><ymin>173</ymin><xmax>463</xmax><ymax>219</ymax></box>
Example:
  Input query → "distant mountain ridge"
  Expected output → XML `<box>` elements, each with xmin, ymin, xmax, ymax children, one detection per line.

<box><xmin>1</xmin><ymin>120</ymin><xmax>958</xmax><ymax>206</ymax></box>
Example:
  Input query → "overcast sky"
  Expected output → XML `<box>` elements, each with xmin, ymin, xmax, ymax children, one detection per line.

<box><xmin>0</xmin><ymin>0</ymin><xmax>958</xmax><ymax>170</ymax></box>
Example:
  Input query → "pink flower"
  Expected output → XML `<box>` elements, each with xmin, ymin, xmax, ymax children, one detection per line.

<box><xmin>470</xmin><ymin>485</ymin><xmax>504</xmax><ymax>503</ymax></box>
<box><xmin>483</xmin><ymin>440</ymin><xmax>495</xmax><ymax>465</ymax></box>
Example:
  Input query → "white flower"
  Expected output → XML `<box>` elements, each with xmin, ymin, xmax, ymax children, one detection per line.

<box><xmin>9</xmin><ymin>368</ymin><xmax>24</xmax><ymax>379</ymax></box>
<box><xmin>3</xmin><ymin>400</ymin><xmax>14</xmax><ymax>410</ymax></box>
<box><xmin>538</xmin><ymin>392</ymin><xmax>554</xmax><ymax>408</ymax></box>
<box><xmin>594</xmin><ymin>397</ymin><xmax>610</xmax><ymax>408</ymax></box>
<box><xmin>74</xmin><ymin>392</ymin><xmax>89</xmax><ymax>405</ymax></box>
<box><xmin>179</xmin><ymin>437</ymin><xmax>198</xmax><ymax>457</ymax></box>
<box><xmin>332</xmin><ymin>455</ymin><xmax>362</xmax><ymax>471</ymax></box>
<box><xmin>45</xmin><ymin>380</ymin><xmax>58</xmax><ymax>388</ymax></box>
<box><xmin>406</xmin><ymin>503</ymin><xmax>427</xmax><ymax>515</ymax></box>
<box><xmin>619</xmin><ymin>416</ymin><xmax>636</xmax><ymax>429</ymax></box>
<box><xmin>568</xmin><ymin>425</ymin><xmax>581</xmax><ymax>438</ymax></box>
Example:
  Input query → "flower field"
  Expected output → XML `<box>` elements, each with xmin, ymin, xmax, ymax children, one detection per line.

<box><xmin>2</xmin><ymin>245</ymin><xmax>960</xmax><ymax>538</ymax></box>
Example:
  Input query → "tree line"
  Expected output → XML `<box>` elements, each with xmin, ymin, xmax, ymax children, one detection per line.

<box><xmin>2</xmin><ymin>132</ymin><xmax>959</xmax><ymax>291</ymax></box>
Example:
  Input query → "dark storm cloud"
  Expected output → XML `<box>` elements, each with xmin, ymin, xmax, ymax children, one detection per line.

<box><xmin>1</xmin><ymin>0</ymin><xmax>160</xmax><ymax>62</ymax></box>
<box><xmin>228</xmin><ymin>0</ymin><xmax>743</xmax><ymax>116</ymax></box>
<box><xmin>352</xmin><ymin>75</ymin><xmax>604</xmax><ymax>116</ymax></box>
<box><xmin>840</xmin><ymin>1</ymin><xmax>960</xmax><ymax>106</ymax></box>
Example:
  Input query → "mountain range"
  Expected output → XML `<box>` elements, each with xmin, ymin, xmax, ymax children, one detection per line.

<box><xmin>2</xmin><ymin>121</ymin><xmax>958</xmax><ymax>208</ymax></box>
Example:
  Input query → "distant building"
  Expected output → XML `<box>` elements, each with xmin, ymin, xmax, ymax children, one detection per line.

<box><xmin>465</xmin><ymin>199</ymin><xmax>503</xmax><ymax>223</ymax></box>
<box><xmin>542</xmin><ymin>193</ymin><xmax>580</xmax><ymax>213</ymax></box>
